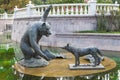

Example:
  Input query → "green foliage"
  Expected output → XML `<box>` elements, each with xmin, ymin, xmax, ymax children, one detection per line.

<box><xmin>0</xmin><ymin>44</ymin><xmax>15</xmax><ymax>69</ymax></box>
<box><xmin>112</xmin><ymin>0</ymin><xmax>120</xmax><ymax>4</ymax></box>
<box><xmin>0</xmin><ymin>49</ymin><xmax>7</xmax><ymax>60</ymax></box>
<box><xmin>0</xmin><ymin>0</ymin><xmax>29</xmax><ymax>13</ymax></box>
<box><xmin>96</xmin><ymin>10</ymin><xmax>120</xmax><ymax>32</ymax></box>
<box><xmin>0</xmin><ymin>45</ymin><xmax>15</xmax><ymax>61</ymax></box>
<box><xmin>0</xmin><ymin>67</ymin><xmax>17</xmax><ymax>80</ymax></box>
<box><xmin>97</xmin><ymin>0</ymin><xmax>119</xmax><ymax>4</ymax></box>
<box><xmin>0</xmin><ymin>60</ymin><xmax>12</xmax><ymax>67</ymax></box>
<box><xmin>32</xmin><ymin>0</ymin><xmax>84</xmax><ymax>5</ymax></box>
<box><xmin>32</xmin><ymin>0</ymin><xmax>42</xmax><ymax>5</ymax></box>
<box><xmin>97</xmin><ymin>0</ymin><xmax>112</xmax><ymax>3</ymax></box>
<box><xmin>96</xmin><ymin>15</ymin><xmax>107</xmax><ymax>32</ymax></box>
<box><xmin>0</xmin><ymin>8</ymin><xmax>5</xmax><ymax>14</ymax></box>
<box><xmin>7</xmin><ymin>48</ymin><xmax>15</xmax><ymax>60</ymax></box>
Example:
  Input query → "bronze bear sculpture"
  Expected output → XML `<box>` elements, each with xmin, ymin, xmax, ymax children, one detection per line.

<box><xmin>62</xmin><ymin>44</ymin><xmax>104</xmax><ymax>67</ymax></box>
<box><xmin>20</xmin><ymin>5</ymin><xmax>52</xmax><ymax>61</ymax></box>
<box><xmin>20</xmin><ymin>5</ymin><xmax>65</xmax><ymax>62</ymax></box>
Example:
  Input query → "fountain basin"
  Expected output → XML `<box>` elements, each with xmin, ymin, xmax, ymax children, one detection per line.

<box><xmin>14</xmin><ymin>52</ymin><xmax>116</xmax><ymax>77</ymax></box>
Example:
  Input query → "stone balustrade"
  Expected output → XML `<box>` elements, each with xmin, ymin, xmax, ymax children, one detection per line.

<box><xmin>96</xmin><ymin>3</ymin><xmax>119</xmax><ymax>14</ymax></box>
<box><xmin>0</xmin><ymin>1</ymin><xmax>119</xmax><ymax>19</ymax></box>
<box><xmin>0</xmin><ymin>13</ymin><xmax>14</xmax><ymax>19</ymax></box>
<box><xmin>14</xmin><ymin>1</ymin><xmax>119</xmax><ymax>18</ymax></box>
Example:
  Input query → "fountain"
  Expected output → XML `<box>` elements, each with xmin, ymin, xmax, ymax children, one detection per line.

<box><xmin>13</xmin><ymin>5</ymin><xmax>116</xmax><ymax>79</ymax></box>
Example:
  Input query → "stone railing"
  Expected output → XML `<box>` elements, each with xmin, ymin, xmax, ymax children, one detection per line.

<box><xmin>0</xmin><ymin>13</ymin><xmax>14</xmax><ymax>19</ymax></box>
<box><xmin>96</xmin><ymin>3</ymin><xmax>119</xmax><ymax>14</ymax></box>
<box><xmin>32</xmin><ymin>3</ymin><xmax>89</xmax><ymax>16</ymax></box>
<box><xmin>14</xmin><ymin>1</ymin><xmax>119</xmax><ymax>18</ymax></box>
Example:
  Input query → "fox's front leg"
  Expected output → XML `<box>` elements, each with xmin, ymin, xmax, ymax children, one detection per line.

<box><xmin>77</xmin><ymin>57</ymin><xmax>80</xmax><ymax>66</ymax></box>
<box><xmin>73</xmin><ymin>54</ymin><xmax>78</xmax><ymax>67</ymax></box>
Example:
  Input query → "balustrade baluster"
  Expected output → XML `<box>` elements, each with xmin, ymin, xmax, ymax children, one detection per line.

<box><xmin>110</xmin><ymin>6</ymin><xmax>112</xmax><ymax>12</ymax></box>
<box><xmin>106</xmin><ymin>6</ymin><xmax>109</xmax><ymax>14</ymax></box>
<box><xmin>57</xmin><ymin>6</ymin><xmax>60</xmax><ymax>15</ymax></box>
<box><xmin>80</xmin><ymin>6</ymin><xmax>83</xmax><ymax>15</ymax></box>
<box><xmin>53</xmin><ymin>6</ymin><xmax>56</xmax><ymax>15</ymax></box>
<box><xmin>76</xmin><ymin>5</ymin><xmax>78</xmax><ymax>15</ymax></box>
<box><xmin>37</xmin><ymin>8</ymin><xmax>40</xmax><ymax>15</ymax></box>
<box><xmin>49</xmin><ymin>7</ymin><xmax>52</xmax><ymax>16</ymax></box>
<box><xmin>41</xmin><ymin>7</ymin><xmax>44</xmax><ymax>15</ymax></box>
<box><xmin>71</xmin><ymin>5</ymin><xmax>74</xmax><ymax>15</ymax></box>
<box><xmin>104</xmin><ymin>6</ymin><xmax>106</xmax><ymax>13</ymax></box>
<box><xmin>100</xmin><ymin>6</ymin><xmax>103</xmax><ymax>13</ymax></box>
<box><xmin>66</xmin><ymin>6</ymin><xmax>69</xmax><ymax>15</ymax></box>
<box><xmin>84</xmin><ymin>6</ymin><xmax>88</xmax><ymax>14</ymax></box>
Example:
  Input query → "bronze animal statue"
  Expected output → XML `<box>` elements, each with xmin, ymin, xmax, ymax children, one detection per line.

<box><xmin>20</xmin><ymin>5</ymin><xmax>52</xmax><ymax>61</ymax></box>
<box><xmin>62</xmin><ymin>44</ymin><xmax>104</xmax><ymax>67</ymax></box>
<box><xmin>19</xmin><ymin>5</ymin><xmax>65</xmax><ymax>67</ymax></box>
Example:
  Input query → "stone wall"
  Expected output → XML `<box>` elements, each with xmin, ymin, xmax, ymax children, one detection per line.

<box><xmin>52</xmin><ymin>33</ymin><xmax>120</xmax><ymax>51</ymax></box>
<box><xmin>12</xmin><ymin>16</ymin><xmax>97</xmax><ymax>42</ymax></box>
<box><xmin>12</xmin><ymin>16</ymin><xmax>120</xmax><ymax>51</ymax></box>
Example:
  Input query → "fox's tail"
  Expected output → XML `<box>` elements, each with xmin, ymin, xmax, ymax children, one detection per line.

<box><xmin>96</xmin><ymin>48</ymin><xmax>104</xmax><ymax>61</ymax></box>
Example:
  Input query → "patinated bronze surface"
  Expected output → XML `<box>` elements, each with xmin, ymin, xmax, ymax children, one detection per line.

<box><xmin>20</xmin><ymin>5</ymin><xmax>52</xmax><ymax>61</ymax></box>
<box><xmin>19</xmin><ymin>5</ymin><xmax>65</xmax><ymax>67</ymax></box>
<box><xmin>62</xmin><ymin>44</ymin><xmax>104</xmax><ymax>67</ymax></box>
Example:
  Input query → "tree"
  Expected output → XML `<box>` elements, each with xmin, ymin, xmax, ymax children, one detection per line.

<box><xmin>112</xmin><ymin>0</ymin><xmax>120</xmax><ymax>4</ymax></box>
<box><xmin>0</xmin><ymin>8</ymin><xmax>5</xmax><ymax>13</ymax></box>
<box><xmin>0</xmin><ymin>0</ymin><xmax>29</xmax><ymax>13</ymax></box>
<box><xmin>31</xmin><ymin>0</ymin><xmax>84</xmax><ymax>5</ymax></box>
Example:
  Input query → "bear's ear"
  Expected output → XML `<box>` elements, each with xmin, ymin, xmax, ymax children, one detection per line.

<box><xmin>67</xmin><ymin>43</ymin><xmax>69</xmax><ymax>47</ymax></box>
<box><xmin>42</xmin><ymin>22</ymin><xmax>46</xmax><ymax>27</ymax></box>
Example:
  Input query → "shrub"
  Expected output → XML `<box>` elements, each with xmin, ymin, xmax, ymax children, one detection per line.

<box><xmin>0</xmin><ymin>49</ymin><xmax>7</xmax><ymax>60</ymax></box>
<box><xmin>96</xmin><ymin>10</ymin><xmax>120</xmax><ymax>32</ymax></box>
<box><xmin>7</xmin><ymin>48</ymin><xmax>15</xmax><ymax>60</ymax></box>
<box><xmin>0</xmin><ymin>47</ymin><xmax>15</xmax><ymax>67</ymax></box>
<box><xmin>0</xmin><ymin>8</ymin><xmax>5</xmax><ymax>14</ymax></box>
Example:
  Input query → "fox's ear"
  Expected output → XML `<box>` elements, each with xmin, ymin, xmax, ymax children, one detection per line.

<box><xmin>67</xmin><ymin>43</ymin><xmax>69</xmax><ymax>47</ymax></box>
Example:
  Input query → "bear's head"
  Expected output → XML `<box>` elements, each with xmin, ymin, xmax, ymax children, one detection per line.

<box><xmin>39</xmin><ymin>22</ymin><xmax>51</xmax><ymax>37</ymax></box>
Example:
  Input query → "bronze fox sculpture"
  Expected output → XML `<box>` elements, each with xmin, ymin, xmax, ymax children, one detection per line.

<box><xmin>62</xmin><ymin>44</ymin><xmax>104</xmax><ymax>67</ymax></box>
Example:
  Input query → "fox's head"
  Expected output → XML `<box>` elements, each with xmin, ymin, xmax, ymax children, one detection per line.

<box><xmin>62</xmin><ymin>43</ymin><xmax>69</xmax><ymax>49</ymax></box>
<box><xmin>62</xmin><ymin>44</ymin><xmax>74</xmax><ymax>53</ymax></box>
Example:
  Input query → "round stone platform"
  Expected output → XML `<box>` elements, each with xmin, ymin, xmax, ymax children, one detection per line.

<box><xmin>14</xmin><ymin>53</ymin><xmax>116</xmax><ymax>77</ymax></box>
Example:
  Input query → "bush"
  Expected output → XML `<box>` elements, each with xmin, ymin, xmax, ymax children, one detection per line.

<box><xmin>96</xmin><ymin>10</ymin><xmax>120</xmax><ymax>32</ymax></box>
<box><xmin>0</xmin><ymin>47</ymin><xmax>15</xmax><ymax>60</ymax></box>
<box><xmin>32</xmin><ymin>0</ymin><xmax>84</xmax><ymax>5</ymax></box>
<box><xmin>97</xmin><ymin>0</ymin><xmax>112</xmax><ymax>3</ymax></box>
<box><xmin>0</xmin><ymin>8</ymin><xmax>5</xmax><ymax>14</ymax></box>
<box><xmin>0</xmin><ymin>47</ymin><xmax>15</xmax><ymax>67</ymax></box>
<box><xmin>0</xmin><ymin>49</ymin><xmax>7</xmax><ymax>60</ymax></box>
<box><xmin>7</xmin><ymin>48</ymin><xmax>15</xmax><ymax>60</ymax></box>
